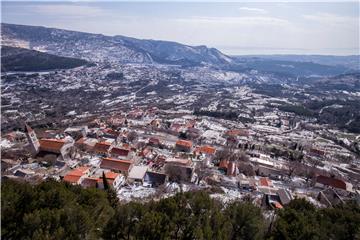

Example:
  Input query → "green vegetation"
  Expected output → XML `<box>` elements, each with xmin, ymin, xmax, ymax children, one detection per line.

<box><xmin>2</xmin><ymin>180</ymin><xmax>360</xmax><ymax>240</ymax></box>
<box><xmin>271</xmin><ymin>198</ymin><xmax>360</xmax><ymax>240</ymax></box>
<box><xmin>278</xmin><ymin>104</ymin><xmax>314</xmax><ymax>117</ymax></box>
<box><xmin>1</xmin><ymin>46</ymin><xmax>89</xmax><ymax>72</ymax></box>
<box><xmin>194</xmin><ymin>109</ymin><xmax>255</xmax><ymax>123</ymax></box>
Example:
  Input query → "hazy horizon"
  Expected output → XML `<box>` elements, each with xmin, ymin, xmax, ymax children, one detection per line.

<box><xmin>2</xmin><ymin>1</ymin><xmax>359</xmax><ymax>55</ymax></box>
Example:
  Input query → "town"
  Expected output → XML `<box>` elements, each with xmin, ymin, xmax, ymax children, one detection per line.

<box><xmin>2</xmin><ymin>104</ymin><xmax>359</xmax><ymax>208</ymax></box>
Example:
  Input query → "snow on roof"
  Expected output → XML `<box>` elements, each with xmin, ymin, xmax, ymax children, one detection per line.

<box><xmin>128</xmin><ymin>166</ymin><xmax>148</xmax><ymax>180</ymax></box>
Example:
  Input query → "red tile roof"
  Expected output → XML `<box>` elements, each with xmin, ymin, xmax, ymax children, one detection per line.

<box><xmin>273</xmin><ymin>202</ymin><xmax>283</xmax><ymax>209</ymax></box>
<box><xmin>94</xmin><ymin>142</ymin><xmax>111</xmax><ymax>153</ymax></box>
<box><xmin>63</xmin><ymin>166</ymin><xmax>90</xmax><ymax>184</ymax></box>
<box><xmin>39</xmin><ymin>139</ymin><xmax>66</xmax><ymax>153</ymax></box>
<box><xmin>176</xmin><ymin>140</ymin><xmax>193</xmax><ymax>148</ymax></box>
<box><xmin>64</xmin><ymin>175</ymin><xmax>81</xmax><ymax>184</ymax></box>
<box><xmin>197</xmin><ymin>145</ymin><xmax>216</xmax><ymax>155</ymax></box>
<box><xmin>81</xmin><ymin>177</ymin><xmax>99</xmax><ymax>188</ymax></box>
<box><xmin>316</xmin><ymin>175</ymin><xmax>348</xmax><ymax>190</ymax></box>
<box><xmin>105</xmin><ymin>171</ymin><xmax>120</xmax><ymax>180</ymax></box>
<box><xmin>225</xmin><ymin>129</ymin><xmax>249</xmax><ymax>137</ymax></box>
<box><xmin>100</xmin><ymin>158</ymin><xmax>132</xmax><ymax>172</ymax></box>
<box><xmin>110</xmin><ymin>147</ymin><xmax>129</xmax><ymax>157</ymax></box>
<box><xmin>259</xmin><ymin>177</ymin><xmax>271</xmax><ymax>187</ymax></box>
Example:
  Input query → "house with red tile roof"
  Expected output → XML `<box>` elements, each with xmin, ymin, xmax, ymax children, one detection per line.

<box><xmin>100</xmin><ymin>158</ymin><xmax>133</xmax><ymax>174</ymax></box>
<box><xmin>225</xmin><ymin>129</ymin><xmax>249</xmax><ymax>137</ymax></box>
<box><xmin>81</xmin><ymin>177</ymin><xmax>99</xmax><ymax>188</ymax></box>
<box><xmin>218</xmin><ymin>160</ymin><xmax>238</xmax><ymax>176</ymax></box>
<box><xmin>97</xmin><ymin>171</ymin><xmax>124</xmax><ymax>189</ymax></box>
<box><xmin>259</xmin><ymin>177</ymin><xmax>273</xmax><ymax>187</ymax></box>
<box><xmin>110</xmin><ymin>147</ymin><xmax>130</xmax><ymax>158</ymax></box>
<box><xmin>148</xmin><ymin>137</ymin><xmax>161</xmax><ymax>147</ymax></box>
<box><xmin>63</xmin><ymin>166</ymin><xmax>90</xmax><ymax>185</ymax></box>
<box><xmin>175</xmin><ymin>140</ymin><xmax>193</xmax><ymax>152</ymax></box>
<box><xmin>195</xmin><ymin>145</ymin><xmax>216</xmax><ymax>155</ymax></box>
<box><xmin>315</xmin><ymin>175</ymin><xmax>353</xmax><ymax>192</ymax></box>
<box><xmin>93</xmin><ymin>142</ymin><xmax>112</xmax><ymax>154</ymax></box>
<box><xmin>39</xmin><ymin>138</ymin><xmax>74</xmax><ymax>159</ymax></box>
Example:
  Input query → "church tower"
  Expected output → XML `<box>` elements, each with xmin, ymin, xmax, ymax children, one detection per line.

<box><xmin>25</xmin><ymin>123</ymin><xmax>40</xmax><ymax>155</ymax></box>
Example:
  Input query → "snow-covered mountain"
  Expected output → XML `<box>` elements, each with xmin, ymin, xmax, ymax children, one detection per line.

<box><xmin>1</xmin><ymin>23</ymin><xmax>233</xmax><ymax>65</ymax></box>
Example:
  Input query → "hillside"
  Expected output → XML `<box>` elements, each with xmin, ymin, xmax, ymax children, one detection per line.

<box><xmin>2</xmin><ymin>180</ymin><xmax>360</xmax><ymax>240</ymax></box>
<box><xmin>232</xmin><ymin>57</ymin><xmax>352</xmax><ymax>76</ymax></box>
<box><xmin>1</xmin><ymin>46</ymin><xmax>89</xmax><ymax>72</ymax></box>
<box><xmin>1</xmin><ymin>23</ymin><xmax>233</xmax><ymax>66</ymax></box>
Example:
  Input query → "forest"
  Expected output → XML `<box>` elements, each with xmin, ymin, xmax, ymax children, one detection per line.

<box><xmin>1</xmin><ymin>46</ymin><xmax>89</xmax><ymax>72</ymax></box>
<box><xmin>2</xmin><ymin>179</ymin><xmax>360</xmax><ymax>240</ymax></box>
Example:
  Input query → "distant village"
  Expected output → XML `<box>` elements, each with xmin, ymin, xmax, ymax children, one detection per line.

<box><xmin>1</xmin><ymin>107</ymin><xmax>360</xmax><ymax>208</ymax></box>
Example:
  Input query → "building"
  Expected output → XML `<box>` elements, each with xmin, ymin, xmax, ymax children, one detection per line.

<box><xmin>128</xmin><ymin>166</ymin><xmax>148</xmax><ymax>183</ymax></box>
<box><xmin>24</xmin><ymin>124</ymin><xmax>40</xmax><ymax>155</ymax></box>
<box><xmin>195</xmin><ymin>145</ymin><xmax>216</xmax><ymax>156</ymax></box>
<box><xmin>38</xmin><ymin>138</ymin><xmax>74</xmax><ymax>159</ymax></box>
<box><xmin>144</xmin><ymin>171</ymin><xmax>167</xmax><ymax>187</ymax></box>
<box><xmin>97</xmin><ymin>171</ymin><xmax>124</xmax><ymax>189</ymax></box>
<box><xmin>63</xmin><ymin>167</ymin><xmax>90</xmax><ymax>185</ymax></box>
<box><xmin>110</xmin><ymin>147</ymin><xmax>130</xmax><ymax>159</ymax></box>
<box><xmin>64</xmin><ymin>126</ymin><xmax>89</xmax><ymax>140</ymax></box>
<box><xmin>165</xmin><ymin>158</ymin><xmax>194</xmax><ymax>182</ymax></box>
<box><xmin>148</xmin><ymin>137</ymin><xmax>161</xmax><ymax>147</ymax></box>
<box><xmin>175</xmin><ymin>140</ymin><xmax>193</xmax><ymax>152</ymax></box>
<box><xmin>225</xmin><ymin>129</ymin><xmax>249</xmax><ymax>137</ymax></box>
<box><xmin>218</xmin><ymin>160</ymin><xmax>238</xmax><ymax>176</ymax></box>
<box><xmin>317</xmin><ymin>188</ymin><xmax>345</xmax><ymax>207</ymax></box>
<box><xmin>81</xmin><ymin>177</ymin><xmax>99</xmax><ymax>188</ymax></box>
<box><xmin>277</xmin><ymin>188</ymin><xmax>293</xmax><ymax>205</ymax></box>
<box><xmin>93</xmin><ymin>142</ymin><xmax>112</xmax><ymax>155</ymax></box>
<box><xmin>315</xmin><ymin>175</ymin><xmax>353</xmax><ymax>192</ymax></box>
<box><xmin>100</xmin><ymin>158</ymin><xmax>133</xmax><ymax>174</ymax></box>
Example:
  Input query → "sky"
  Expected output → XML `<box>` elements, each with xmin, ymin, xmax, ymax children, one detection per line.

<box><xmin>1</xmin><ymin>1</ymin><xmax>359</xmax><ymax>55</ymax></box>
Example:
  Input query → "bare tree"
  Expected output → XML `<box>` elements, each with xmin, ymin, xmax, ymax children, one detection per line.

<box><xmin>165</xmin><ymin>164</ymin><xmax>190</xmax><ymax>183</ymax></box>
<box><xmin>127</xmin><ymin>131</ymin><xmax>138</xmax><ymax>143</ymax></box>
<box><xmin>194</xmin><ymin>161</ymin><xmax>212</xmax><ymax>185</ymax></box>
<box><xmin>238</xmin><ymin>162</ymin><xmax>255</xmax><ymax>176</ymax></box>
<box><xmin>285</xmin><ymin>160</ymin><xmax>302</xmax><ymax>178</ymax></box>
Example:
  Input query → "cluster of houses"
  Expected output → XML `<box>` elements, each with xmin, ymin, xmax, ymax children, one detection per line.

<box><xmin>1</xmin><ymin>110</ymin><xmax>359</xmax><ymax>207</ymax></box>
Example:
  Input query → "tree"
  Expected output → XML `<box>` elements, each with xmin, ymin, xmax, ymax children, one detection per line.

<box><xmin>165</xmin><ymin>164</ymin><xmax>189</xmax><ymax>183</ymax></box>
<box><xmin>1</xmin><ymin>179</ymin><xmax>114</xmax><ymax>240</ymax></box>
<box><xmin>225</xmin><ymin>201</ymin><xmax>265</xmax><ymax>240</ymax></box>
<box><xmin>194</xmin><ymin>161</ymin><xmax>212</xmax><ymax>185</ymax></box>
<box><xmin>102</xmin><ymin>171</ymin><xmax>118</xmax><ymax>208</ymax></box>
<box><xmin>102</xmin><ymin>171</ymin><xmax>110</xmax><ymax>190</ymax></box>
<box><xmin>127</xmin><ymin>131</ymin><xmax>138</xmax><ymax>143</ymax></box>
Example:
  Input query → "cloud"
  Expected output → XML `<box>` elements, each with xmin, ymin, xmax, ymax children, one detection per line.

<box><xmin>33</xmin><ymin>4</ymin><xmax>105</xmax><ymax>18</ymax></box>
<box><xmin>175</xmin><ymin>16</ymin><xmax>290</xmax><ymax>26</ymax></box>
<box><xmin>303</xmin><ymin>13</ymin><xmax>357</xmax><ymax>25</ymax></box>
<box><xmin>238</xmin><ymin>7</ymin><xmax>267</xmax><ymax>14</ymax></box>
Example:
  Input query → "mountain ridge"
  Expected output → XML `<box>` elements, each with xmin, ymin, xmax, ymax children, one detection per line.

<box><xmin>1</xmin><ymin>23</ymin><xmax>233</xmax><ymax>66</ymax></box>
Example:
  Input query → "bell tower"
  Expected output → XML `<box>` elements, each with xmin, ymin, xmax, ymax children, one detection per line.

<box><xmin>25</xmin><ymin>123</ymin><xmax>40</xmax><ymax>155</ymax></box>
